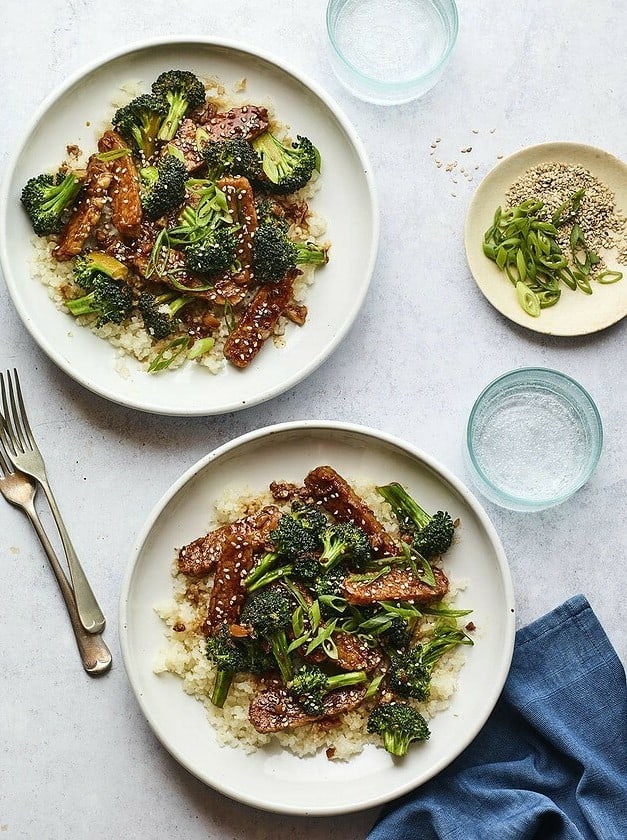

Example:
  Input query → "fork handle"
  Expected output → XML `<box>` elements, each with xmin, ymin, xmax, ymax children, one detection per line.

<box><xmin>39</xmin><ymin>479</ymin><xmax>106</xmax><ymax>635</ymax></box>
<box><xmin>23</xmin><ymin>504</ymin><xmax>112</xmax><ymax>675</ymax></box>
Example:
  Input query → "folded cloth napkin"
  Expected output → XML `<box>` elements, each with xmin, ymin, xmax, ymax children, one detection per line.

<box><xmin>368</xmin><ymin>595</ymin><xmax>627</xmax><ymax>840</ymax></box>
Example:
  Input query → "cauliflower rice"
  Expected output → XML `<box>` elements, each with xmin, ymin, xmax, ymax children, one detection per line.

<box><xmin>153</xmin><ymin>482</ymin><xmax>471</xmax><ymax>761</ymax></box>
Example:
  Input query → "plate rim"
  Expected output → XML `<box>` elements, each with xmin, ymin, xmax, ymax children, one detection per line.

<box><xmin>118</xmin><ymin>419</ymin><xmax>516</xmax><ymax>815</ymax></box>
<box><xmin>464</xmin><ymin>140</ymin><xmax>627</xmax><ymax>337</ymax></box>
<box><xmin>0</xmin><ymin>36</ymin><xmax>379</xmax><ymax>416</ymax></box>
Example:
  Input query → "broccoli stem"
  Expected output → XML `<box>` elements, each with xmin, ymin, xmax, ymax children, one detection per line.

<box><xmin>246</xmin><ymin>564</ymin><xmax>293</xmax><ymax>594</ymax></box>
<box><xmin>211</xmin><ymin>669</ymin><xmax>235</xmax><ymax>708</ymax></box>
<box><xmin>383</xmin><ymin>730</ymin><xmax>411</xmax><ymax>757</ymax></box>
<box><xmin>66</xmin><ymin>293</ymin><xmax>100</xmax><ymax>316</ymax></box>
<box><xmin>159</xmin><ymin>93</ymin><xmax>188</xmax><ymax>141</ymax></box>
<box><xmin>376</xmin><ymin>483</ymin><xmax>430</xmax><ymax>529</ymax></box>
<box><xmin>246</xmin><ymin>552</ymin><xmax>279</xmax><ymax>588</ymax></box>
<box><xmin>269</xmin><ymin>630</ymin><xmax>292</xmax><ymax>683</ymax></box>
<box><xmin>44</xmin><ymin>174</ymin><xmax>81</xmax><ymax>215</ymax></box>
<box><xmin>326</xmin><ymin>671</ymin><xmax>367</xmax><ymax>691</ymax></box>
<box><xmin>295</xmin><ymin>243</ymin><xmax>327</xmax><ymax>266</ymax></box>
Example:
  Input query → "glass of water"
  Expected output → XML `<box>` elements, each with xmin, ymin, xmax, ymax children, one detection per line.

<box><xmin>465</xmin><ymin>368</ymin><xmax>603</xmax><ymax>512</ymax></box>
<box><xmin>326</xmin><ymin>0</ymin><xmax>458</xmax><ymax>104</ymax></box>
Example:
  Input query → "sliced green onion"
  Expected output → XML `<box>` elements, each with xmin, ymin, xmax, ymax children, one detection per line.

<box><xmin>597</xmin><ymin>270</ymin><xmax>623</xmax><ymax>284</ymax></box>
<box><xmin>96</xmin><ymin>147</ymin><xmax>131</xmax><ymax>162</ymax></box>
<box><xmin>516</xmin><ymin>281</ymin><xmax>541</xmax><ymax>317</ymax></box>
<box><xmin>148</xmin><ymin>336</ymin><xmax>192</xmax><ymax>372</ymax></box>
<box><xmin>188</xmin><ymin>337</ymin><xmax>215</xmax><ymax>360</ymax></box>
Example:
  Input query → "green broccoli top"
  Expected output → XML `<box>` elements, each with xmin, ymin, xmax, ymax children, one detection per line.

<box><xmin>376</xmin><ymin>482</ymin><xmax>455</xmax><ymax>558</ymax></box>
<box><xmin>319</xmin><ymin>522</ymin><xmax>372</xmax><ymax>571</ymax></box>
<box><xmin>252</xmin><ymin>222</ymin><xmax>327</xmax><ymax>284</ymax></box>
<box><xmin>21</xmin><ymin>172</ymin><xmax>82</xmax><ymax>236</ymax></box>
<box><xmin>138</xmin><ymin>291</ymin><xmax>192</xmax><ymax>341</ymax></box>
<box><xmin>65</xmin><ymin>274</ymin><xmax>134</xmax><ymax>327</ymax></box>
<box><xmin>73</xmin><ymin>252</ymin><xmax>128</xmax><ymax>289</ymax></box>
<box><xmin>140</xmin><ymin>155</ymin><xmax>188</xmax><ymax>221</ymax></box>
<box><xmin>367</xmin><ymin>701</ymin><xmax>430</xmax><ymax>756</ymax></box>
<box><xmin>289</xmin><ymin>664</ymin><xmax>367</xmax><ymax>716</ymax></box>
<box><xmin>152</xmin><ymin>70</ymin><xmax>206</xmax><ymax>142</ymax></box>
<box><xmin>112</xmin><ymin>93</ymin><xmax>168</xmax><ymax>159</ymax></box>
<box><xmin>252</xmin><ymin>132</ymin><xmax>320</xmax><ymax>194</ymax></box>
<box><xmin>184</xmin><ymin>227</ymin><xmax>238</xmax><ymax>276</ymax></box>
<box><xmin>202</xmin><ymin>138</ymin><xmax>262</xmax><ymax>182</ymax></box>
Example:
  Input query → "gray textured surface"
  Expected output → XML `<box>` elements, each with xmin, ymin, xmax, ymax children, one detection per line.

<box><xmin>1</xmin><ymin>1</ymin><xmax>625</xmax><ymax>837</ymax></box>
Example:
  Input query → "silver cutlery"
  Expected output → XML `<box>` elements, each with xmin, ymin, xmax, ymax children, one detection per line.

<box><xmin>0</xmin><ymin>369</ymin><xmax>106</xmax><ymax>634</ymax></box>
<box><xmin>0</xmin><ymin>445</ymin><xmax>112</xmax><ymax>674</ymax></box>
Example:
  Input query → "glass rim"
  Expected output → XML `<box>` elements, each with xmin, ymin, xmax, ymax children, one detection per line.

<box><xmin>325</xmin><ymin>0</ymin><xmax>459</xmax><ymax>93</ymax></box>
<box><xmin>465</xmin><ymin>367</ymin><xmax>603</xmax><ymax>509</ymax></box>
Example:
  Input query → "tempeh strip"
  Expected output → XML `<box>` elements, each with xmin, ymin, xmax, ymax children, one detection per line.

<box><xmin>54</xmin><ymin>156</ymin><xmax>112</xmax><ymax>261</ymax></box>
<box><xmin>304</xmin><ymin>466</ymin><xmax>399</xmax><ymax>557</ymax></box>
<box><xmin>97</xmin><ymin>130</ymin><xmax>142</xmax><ymax>240</ymax></box>
<box><xmin>342</xmin><ymin>566</ymin><xmax>449</xmax><ymax>606</ymax></box>
<box><xmin>223</xmin><ymin>268</ymin><xmax>299</xmax><ymax>368</ymax></box>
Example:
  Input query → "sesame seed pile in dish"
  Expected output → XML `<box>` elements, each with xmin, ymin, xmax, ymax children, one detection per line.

<box><xmin>154</xmin><ymin>466</ymin><xmax>474</xmax><ymax>761</ymax></box>
<box><xmin>22</xmin><ymin>70</ymin><xmax>329</xmax><ymax>375</ymax></box>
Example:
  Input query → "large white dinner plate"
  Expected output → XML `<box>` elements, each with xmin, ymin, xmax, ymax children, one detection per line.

<box><xmin>0</xmin><ymin>39</ymin><xmax>377</xmax><ymax>415</ymax></box>
<box><xmin>119</xmin><ymin>422</ymin><xmax>515</xmax><ymax>815</ymax></box>
<box><xmin>465</xmin><ymin>142</ymin><xmax>627</xmax><ymax>336</ymax></box>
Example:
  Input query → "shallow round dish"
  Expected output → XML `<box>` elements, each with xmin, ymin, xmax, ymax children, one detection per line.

<box><xmin>119</xmin><ymin>421</ymin><xmax>515</xmax><ymax>815</ymax></box>
<box><xmin>464</xmin><ymin>142</ymin><xmax>627</xmax><ymax>336</ymax></box>
<box><xmin>0</xmin><ymin>38</ymin><xmax>378</xmax><ymax>416</ymax></box>
<box><xmin>465</xmin><ymin>368</ymin><xmax>603</xmax><ymax>512</ymax></box>
<box><xmin>326</xmin><ymin>0</ymin><xmax>458</xmax><ymax>105</ymax></box>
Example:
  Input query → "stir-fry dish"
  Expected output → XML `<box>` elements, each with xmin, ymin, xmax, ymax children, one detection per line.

<box><xmin>157</xmin><ymin>466</ymin><xmax>474</xmax><ymax>759</ymax></box>
<box><xmin>21</xmin><ymin>70</ymin><xmax>328</xmax><ymax>372</ymax></box>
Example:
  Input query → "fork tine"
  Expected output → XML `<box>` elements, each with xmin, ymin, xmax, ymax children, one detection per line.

<box><xmin>0</xmin><ymin>439</ymin><xmax>11</xmax><ymax>477</ymax></box>
<box><xmin>6</xmin><ymin>371</ymin><xmax>27</xmax><ymax>453</ymax></box>
<box><xmin>13</xmin><ymin>370</ymin><xmax>36</xmax><ymax>449</ymax></box>
<box><xmin>0</xmin><ymin>374</ymin><xmax>18</xmax><ymax>456</ymax></box>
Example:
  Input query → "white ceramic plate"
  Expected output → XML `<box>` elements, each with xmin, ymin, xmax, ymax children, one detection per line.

<box><xmin>465</xmin><ymin>142</ymin><xmax>627</xmax><ymax>336</ymax></box>
<box><xmin>119</xmin><ymin>422</ymin><xmax>515</xmax><ymax>815</ymax></box>
<box><xmin>0</xmin><ymin>39</ymin><xmax>378</xmax><ymax>415</ymax></box>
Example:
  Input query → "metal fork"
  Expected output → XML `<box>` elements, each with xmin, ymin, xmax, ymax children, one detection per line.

<box><xmin>0</xmin><ymin>369</ymin><xmax>106</xmax><ymax>634</ymax></box>
<box><xmin>0</xmin><ymin>445</ymin><xmax>112</xmax><ymax>674</ymax></box>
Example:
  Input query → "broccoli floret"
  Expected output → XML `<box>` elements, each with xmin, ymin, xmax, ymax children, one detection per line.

<box><xmin>112</xmin><ymin>94</ymin><xmax>168</xmax><ymax>159</ymax></box>
<box><xmin>367</xmin><ymin>702</ymin><xmax>430</xmax><ymax>757</ymax></box>
<box><xmin>252</xmin><ymin>132</ymin><xmax>319</xmax><ymax>194</ymax></box>
<box><xmin>21</xmin><ymin>172</ymin><xmax>82</xmax><ymax>236</ymax></box>
<box><xmin>312</xmin><ymin>567</ymin><xmax>346</xmax><ymax>599</ymax></box>
<box><xmin>376</xmin><ymin>483</ymin><xmax>455</xmax><ymax>558</ymax></box>
<box><xmin>291</xmin><ymin>553</ymin><xmax>321</xmax><ymax>584</ymax></box>
<box><xmin>252</xmin><ymin>222</ymin><xmax>328</xmax><ymax>283</ymax></box>
<box><xmin>380</xmin><ymin>617</ymin><xmax>412</xmax><ymax>651</ymax></box>
<box><xmin>73</xmin><ymin>252</ymin><xmax>129</xmax><ymax>289</ymax></box>
<box><xmin>140</xmin><ymin>155</ymin><xmax>188</xmax><ymax>221</ymax></box>
<box><xmin>255</xmin><ymin>198</ymin><xmax>288</xmax><ymax>230</ymax></box>
<box><xmin>205</xmin><ymin>625</ymin><xmax>247</xmax><ymax>708</ymax></box>
<box><xmin>202</xmin><ymin>138</ymin><xmax>262</xmax><ymax>181</ymax></box>
<box><xmin>387</xmin><ymin>625</ymin><xmax>472</xmax><ymax>700</ymax></box>
<box><xmin>242</xmin><ymin>639</ymin><xmax>275</xmax><ymax>676</ymax></box>
<box><xmin>66</xmin><ymin>274</ymin><xmax>134</xmax><ymax>327</ymax></box>
<box><xmin>271</xmin><ymin>513</ymin><xmax>321</xmax><ymax>560</ymax></box>
<box><xmin>138</xmin><ymin>291</ymin><xmax>192</xmax><ymax>340</ymax></box>
<box><xmin>184</xmin><ymin>227</ymin><xmax>238</xmax><ymax>275</ymax></box>
<box><xmin>240</xmin><ymin>588</ymin><xmax>294</xmax><ymax>683</ymax></box>
<box><xmin>319</xmin><ymin>523</ymin><xmax>372</xmax><ymax>572</ymax></box>
<box><xmin>289</xmin><ymin>664</ymin><xmax>367</xmax><ymax>716</ymax></box>
<box><xmin>290</xmin><ymin>502</ymin><xmax>328</xmax><ymax>536</ymax></box>
<box><xmin>152</xmin><ymin>70</ymin><xmax>206</xmax><ymax>142</ymax></box>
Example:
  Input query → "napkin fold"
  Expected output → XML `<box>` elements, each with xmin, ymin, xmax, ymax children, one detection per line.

<box><xmin>368</xmin><ymin>595</ymin><xmax>627</xmax><ymax>840</ymax></box>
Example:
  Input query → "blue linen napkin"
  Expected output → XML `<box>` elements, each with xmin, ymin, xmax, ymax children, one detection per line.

<box><xmin>368</xmin><ymin>595</ymin><xmax>627</xmax><ymax>840</ymax></box>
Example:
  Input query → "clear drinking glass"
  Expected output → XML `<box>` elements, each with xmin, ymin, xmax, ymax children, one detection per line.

<box><xmin>326</xmin><ymin>0</ymin><xmax>459</xmax><ymax>105</ymax></box>
<box><xmin>465</xmin><ymin>368</ymin><xmax>603</xmax><ymax>512</ymax></box>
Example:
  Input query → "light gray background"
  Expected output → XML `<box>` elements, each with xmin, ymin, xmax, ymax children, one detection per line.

<box><xmin>1</xmin><ymin>1</ymin><xmax>625</xmax><ymax>838</ymax></box>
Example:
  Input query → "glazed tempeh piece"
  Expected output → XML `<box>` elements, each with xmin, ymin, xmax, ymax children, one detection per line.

<box><xmin>177</xmin><ymin>505</ymin><xmax>281</xmax><ymax>577</ymax></box>
<box><xmin>54</xmin><ymin>155</ymin><xmax>112</xmax><ymax>261</ymax></box>
<box><xmin>248</xmin><ymin>685</ymin><xmax>367</xmax><ymax>733</ymax></box>
<box><xmin>205</xmin><ymin>539</ymin><xmax>256</xmax><ymax>633</ymax></box>
<box><xmin>223</xmin><ymin>268</ymin><xmax>299</xmax><ymax>368</ymax></box>
<box><xmin>201</xmin><ymin>105</ymin><xmax>269</xmax><ymax>141</ymax></box>
<box><xmin>304</xmin><ymin>466</ymin><xmax>399</xmax><ymax>557</ymax></box>
<box><xmin>97</xmin><ymin>130</ymin><xmax>142</xmax><ymax>239</ymax></box>
<box><xmin>342</xmin><ymin>566</ymin><xmax>449</xmax><ymax>606</ymax></box>
<box><xmin>333</xmin><ymin>632</ymin><xmax>382</xmax><ymax>672</ymax></box>
<box><xmin>165</xmin><ymin>118</ymin><xmax>205</xmax><ymax>172</ymax></box>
